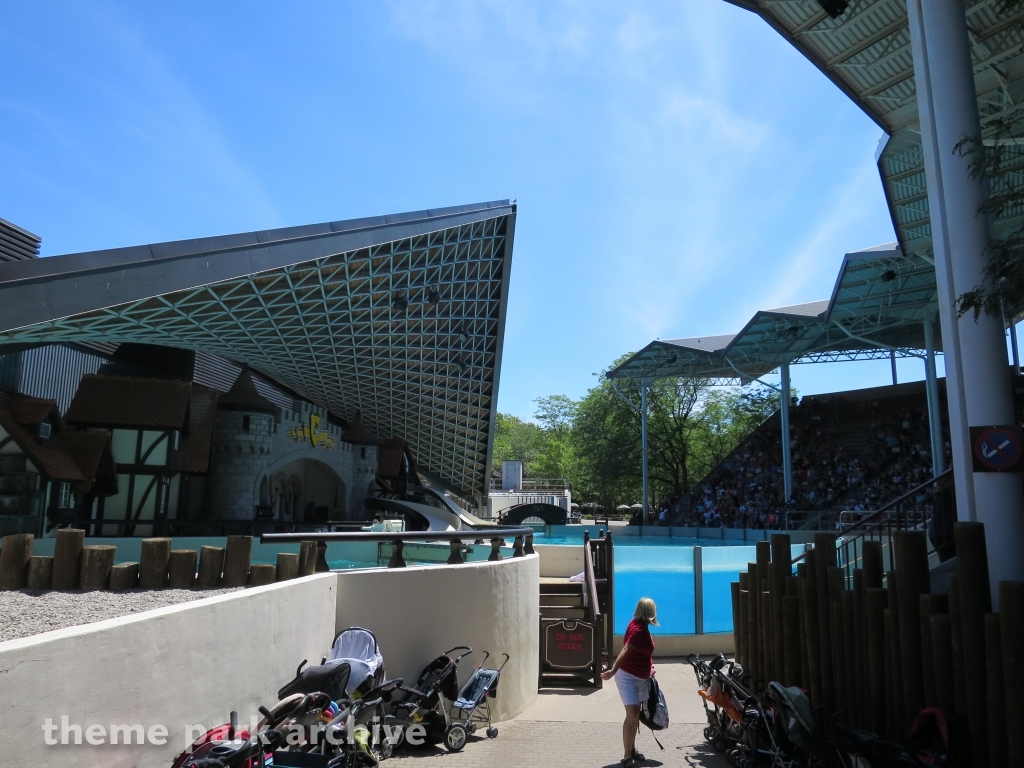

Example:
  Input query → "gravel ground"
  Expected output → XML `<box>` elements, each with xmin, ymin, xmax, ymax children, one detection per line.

<box><xmin>0</xmin><ymin>587</ymin><xmax>243</xmax><ymax>642</ymax></box>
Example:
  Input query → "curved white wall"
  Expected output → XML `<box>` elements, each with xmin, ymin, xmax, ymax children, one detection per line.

<box><xmin>0</xmin><ymin>573</ymin><xmax>338</xmax><ymax>768</ymax></box>
<box><xmin>335</xmin><ymin>554</ymin><xmax>539</xmax><ymax>722</ymax></box>
<box><xmin>0</xmin><ymin>556</ymin><xmax>540</xmax><ymax>768</ymax></box>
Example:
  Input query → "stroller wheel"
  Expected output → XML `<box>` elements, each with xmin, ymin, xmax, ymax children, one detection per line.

<box><xmin>726</xmin><ymin>748</ymin><xmax>742</xmax><ymax>767</ymax></box>
<box><xmin>444</xmin><ymin>723</ymin><xmax>468</xmax><ymax>752</ymax></box>
<box><xmin>703</xmin><ymin>726</ymin><xmax>714</xmax><ymax>741</ymax></box>
<box><xmin>466</xmin><ymin>723</ymin><xmax>477</xmax><ymax>735</ymax></box>
<box><xmin>712</xmin><ymin>736</ymin><xmax>729</xmax><ymax>753</ymax></box>
<box><xmin>486</xmin><ymin>727</ymin><xmax>498</xmax><ymax>739</ymax></box>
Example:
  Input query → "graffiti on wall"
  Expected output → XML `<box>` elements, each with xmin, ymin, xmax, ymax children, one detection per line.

<box><xmin>287</xmin><ymin>413</ymin><xmax>337</xmax><ymax>450</ymax></box>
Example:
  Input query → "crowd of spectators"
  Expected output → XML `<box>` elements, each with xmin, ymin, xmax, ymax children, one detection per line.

<box><xmin>654</xmin><ymin>394</ymin><xmax>950</xmax><ymax>528</ymax></box>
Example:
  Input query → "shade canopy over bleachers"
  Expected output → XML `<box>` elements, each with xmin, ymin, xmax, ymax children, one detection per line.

<box><xmin>608</xmin><ymin>243</ymin><xmax>939</xmax><ymax>384</ymax></box>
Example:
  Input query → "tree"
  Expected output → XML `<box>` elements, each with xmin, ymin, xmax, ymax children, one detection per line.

<box><xmin>491</xmin><ymin>413</ymin><xmax>546</xmax><ymax>474</ymax></box>
<box><xmin>489</xmin><ymin>357</ymin><xmax>782</xmax><ymax>513</ymax></box>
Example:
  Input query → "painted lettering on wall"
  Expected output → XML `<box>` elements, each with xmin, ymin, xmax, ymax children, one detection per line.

<box><xmin>287</xmin><ymin>413</ymin><xmax>337</xmax><ymax>450</ymax></box>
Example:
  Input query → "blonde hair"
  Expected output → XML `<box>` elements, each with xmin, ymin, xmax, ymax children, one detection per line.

<box><xmin>634</xmin><ymin>597</ymin><xmax>658</xmax><ymax>626</ymax></box>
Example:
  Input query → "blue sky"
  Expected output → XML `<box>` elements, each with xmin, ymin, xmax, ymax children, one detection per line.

<box><xmin>1</xmin><ymin>1</ymin><xmax>942</xmax><ymax>418</ymax></box>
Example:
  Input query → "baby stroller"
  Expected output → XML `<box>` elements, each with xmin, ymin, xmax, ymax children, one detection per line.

<box><xmin>762</xmin><ymin>682</ymin><xmax>847</xmax><ymax>768</ymax></box>
<box><xmin>384</xmin><ymin>646</ymin><xmax>474</xmax><ymax>747</ymax></box>
<box><xmin>689</xmin><ymin>654</ymin><xmax>749</xmax><ymax>754</ymax></box>
<box><xmin>327</xmin><ymin>627</ymin><xmax>385</xmax><ymax>697</ymax></box>
<box><xmin>443</xmin><ymin>652</ymin><xmax>509</xmax><ymax>752</ymax></box>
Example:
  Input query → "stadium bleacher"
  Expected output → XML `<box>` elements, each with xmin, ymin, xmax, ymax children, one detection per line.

<box><xmin>667</xmin><ymin>380</ymin><xmax>957</xmax><ymax>529</ymax></box>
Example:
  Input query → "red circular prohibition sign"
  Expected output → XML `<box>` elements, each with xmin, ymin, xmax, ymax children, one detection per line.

<box><xmin>973</xmin><ymin>427</ymin><xmax>1023</xmax><ymax>471</ymax></box>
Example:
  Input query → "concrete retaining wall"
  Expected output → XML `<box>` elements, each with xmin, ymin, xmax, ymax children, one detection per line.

<box><xmin>535</xmin><ymin>543</ymin><xmax>583</xmax><ymax>578</ymax></box>
<box><xmin>0</xmin><ymin>555</ymin><xmax>542</xmax><ymax>767</ymax></box>
<box><xmin>335</xmin><ymin>555</ymin><xmax>539</xmax><ymax>722</ymax></box>
<box><xmin>0</xmin><ymin>573</ymin><xmax>338</xmax><ymax>768</ymax></box>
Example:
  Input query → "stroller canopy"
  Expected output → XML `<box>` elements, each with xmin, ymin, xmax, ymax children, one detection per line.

<box><xmin>328</xmin><ymin>627</ymin><xmax>384</xmax><ymax>695</ymax></box>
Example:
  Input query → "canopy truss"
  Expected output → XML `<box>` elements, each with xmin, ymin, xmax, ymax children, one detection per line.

<box><xmin>0</xmin><ymin>201</ymin><xmax>516</xmax><ymax>496</ymax></box>
<box><xmin>724</xmin><ymin>0</ymin><xmax>1024</xmax><ymax>320</ymax></box>
<box><xmin>608</xmin><ymin>243</ymin><xmax>938</xmax><ymax>382</ymax></box>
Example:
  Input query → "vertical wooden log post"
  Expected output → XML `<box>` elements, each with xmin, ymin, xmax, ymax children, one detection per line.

<box><xmin>731</xmin><ymin>581</ymin><xmax>741</xmax><ymax>662</ymax></box>
<box><xmin>783</xmin><ymin>594</ymin><xmax>801</xmax><ymax>687</ymax></box>
<box><xmin>853</xmin><ymin>569</ymin><xmax>866</xmax><ymax>729</ymax></box>
<box><xmin>894</xmin><ymin>531</ymin><xmax>930</xmax><ymax>735</ymax></box>
<box><xmin>221</xmin><ymin>535</ymin><xmax>253</xmax><ymax>587</ymax></box>
<box><xmin>798</xmin><ymin>570</ymin><xmax>811</xmax><ymax>692</ymax></box>
<box><xmin>949</xmin><ymin>572</ymin><xmax>969</xmax><ymax>719</ymax></box>
<box><xmin>196</xmin><ymin>545</ymin><xmax>224</xmax><ymax>588</ymax></box>
<box><xmin>955</xmin><ymin>523</ymin><xmax>991</xmax><ymax>768</ymax></box>
<box><xmin>986</xmin><ymin>613</ymin><xmax>1008</xmax><ymax>768</ymax></box>
<box><xmin>862</xmin><ymin>540</ymin><xmax>883</xmax><ymax>588</ymax></box>
<box><xmin>814</xmin><ymin>533</ymin><xmax>837</xmax><ymax>714</ymax></box>
<box><xmin>27</xmin><ymin>556</ymin><xmax>53</xmax><ymax>589</ymax></box>
<box><xmin>276</xmin><ymin>552</ymin><xmax>299</xmax><ymax>581</ymax></box>
<box><xmin>832</xmin><ymin>601</ymin><xmax>848</xmax><ymax>721</ymax></box>
<box><xmin>842</xmin><ymin>589</ymin><xmax>856</xmax><ymax>722</ymax></box>
<box><xmin>785</xmin><ymin>575</ymin><xmax>801</xmax><ymax>687</ymax></box>
<box><xmin>748</xmin><ymin>562</ymin><xmax>760</xmax><ymax>680</ymax></box>
<box><xmin>298</xmin><ymin>540</ymin><xmax>317</xmax><ymax>577</ymax></box>
<box><xmin>167</xmin><ymin>550</ymin><xmax>197</xmax><ymax>589</ymax></box>
<box><xmin>1001</xmin><ymin>581</ymin><xmax>1024</xmax><ymax>768</ymax></box>
<box><xmin>886</xmin><ymin>572</ymin><xmax>906</xmax><ymax>736</ymax></box>
<box><xmin>51</xmin><ymin>528</ymin><xmax>85</xmax><ymax>589</ymax></box>
<box><xmin>738</xmin><ymin>571</ymin><xmax>750</xmax><ymax>668</ymax></box>
<box><xmin>248</xmin><ymin>563</ymin><xmax>276</xmax><ymax>586</ymax></box>
<box><xmin>802</xmin><ymin>548</ymin><xmax>823</xmax><ymax>707</ymax></box>
<box><xmin>79</xmin><ymin>545</ymin><xmax>116</xmax><ymax>590</ymax></box>
<box><xmin>865</xmin><ymin>588</ymin><xmax>888</xmax><ymax>737</ymax></box>
<box><xmin>756</xmin><ymin>541</ymin><xmax>772</xmax><ymax>679</ymax></box>
<box><xmin>109</xmin><ymin>563</ymin><xmax>138</xmax><ymax>590</ymax></box>
<box><xmin>827</xmin><ymin>566</ymin><xmax>845</xmax><ymax>719</ymax></box>
<box><xmin>920</xmin><ymin>594</ymin><xmax>948</xmax><ymax>708</ymax></box>
<box><xmin>760</xmin><ymin>583</ymin><xmax>771</xmax><ymax>684</ymax></box>
<box><xmin>884</xmin><ymin>608</ymin><xmax>898</xmax><ymax>740</ymax></box>
<box><xmin>770</xmin><ymin>534</ymin><xmax>791</xmax><ymax>684</ymax></box>
<box><xmin>931</xmin><ymin>613</ymin><xmax>956</xmax><ymax>715</ymax></box>
<box><xmin>0</xmin><ymin>533</ymin><xmax>33</xmax><ymax>589</ymax></box>
<box><xmin>138</xmin><ymin>538</ymin><xmax>172</xmax><ymax>589</ymax></box>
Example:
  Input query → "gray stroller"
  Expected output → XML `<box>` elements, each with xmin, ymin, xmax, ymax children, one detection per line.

<box><xmin>442</xmin><ymin>652</ymin><xmax>509</xmax><ymax>752</ymax></box>
<box><xmin>326</xmin><ymin>627</ymin><xmax>385</xmax><ymax>698</ymax></box>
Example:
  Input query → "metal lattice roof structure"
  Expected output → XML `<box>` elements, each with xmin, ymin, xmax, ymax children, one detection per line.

<box><xmin>724</xmin><ymin>0</ymin><xmax>1024</xmax><ymax>317</ymax></box>
<box><xmin>608</xmin><ymin>242</ymin><xmax>939</xmax><ymax>382</ymax></box>
<box><xmin>0</xmin><ymin>200</ymin><xmax>516</xmax><ymax>496</ymax></box>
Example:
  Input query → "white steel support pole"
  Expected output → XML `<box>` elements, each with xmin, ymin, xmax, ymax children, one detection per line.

<box><xmin>908</xmin><ymin>0</ymin><xmax>1024</xmax><ymax>598</ymax></box>
<box><xmin>641</xmin><ymin>377</ymin><xmax>649</xmax><ymax>526</ymax></box>
<box><xmin>780</xmin><ymin>362</ymin><xmax>793</xmax><ymax>503</ymax></box>
<box><xmin>923</xmin><ymin>317</ymin><xmax>945</xmax><ymax>477</ymax></box>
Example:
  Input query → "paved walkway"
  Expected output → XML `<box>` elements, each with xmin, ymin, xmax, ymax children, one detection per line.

<box><xmin>391</xmin><ymin>659</ymin><xmax>729</xmax><ymax>767</ymax></box>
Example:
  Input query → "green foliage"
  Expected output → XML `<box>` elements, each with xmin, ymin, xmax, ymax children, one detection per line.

<box><xmin>954</xmin><ymin>116</ymin><xmax>1024</xmax><ymax>319</ymax></box>
<box><xmin>491</xmin><ymin>355</ymin><xmax>781</xmax><ymax>511</ymax></box>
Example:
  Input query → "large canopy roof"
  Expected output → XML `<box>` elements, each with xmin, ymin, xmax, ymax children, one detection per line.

<box><xmin>0</xmin><ymin>200</ymin><xmax>516</xmax><ymax>496</ymax></box>
<box><xmin>608</xmin><ymin>242</ymin><xmax>938</xmax><ymax>382</ymax></box>
<box><xmin>724</xmin><ymin>0</ymin><xmax>1024</xmax><ymax>319</ymax></box>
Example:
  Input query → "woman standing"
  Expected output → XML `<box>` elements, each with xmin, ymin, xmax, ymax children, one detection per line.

<box><xmin>601</xmin><ymin>597</ymin><xmax>657</xmax><ymax>767</ymax></box>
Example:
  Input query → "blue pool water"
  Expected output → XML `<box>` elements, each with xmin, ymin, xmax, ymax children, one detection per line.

<box><xmin>541</xmin><ymin>535</ymin><xmax>804</xmax><ymax>636</ymax></box>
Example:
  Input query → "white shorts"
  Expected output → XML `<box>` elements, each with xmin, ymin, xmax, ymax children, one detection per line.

<box><xmin>614</xmin><ymin>669</ymin><xmax>650</xmax><ymax>706</ymax></box>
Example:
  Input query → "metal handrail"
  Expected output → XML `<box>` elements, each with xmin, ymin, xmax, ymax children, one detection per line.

<box><xmin>788</xmin><ymin>468</ymin><xmax>955</xmax><ymax>570</ymax></box>
<box><xmin>583</xmin><ymin>538</ymin><xmax>601</xmax><ymax>620</ymax></box>
<box><xmin>838</xmin><ymin>468</ymin><xmax>952</xmax><ymax>534</ymax></box>
<box><xmin>260</xmin><ymin>527</ymin><xmax>534</xmax><ymax>543</ymax></box>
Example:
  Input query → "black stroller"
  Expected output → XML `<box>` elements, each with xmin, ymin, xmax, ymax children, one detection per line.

<box><xmin>443</xmin><ymin>652</ymin><xmax>509</xmax><ymax>752</ymax></box>
<box><xmin>382</xmin><ymin>646</ymin><xmax>474</xmax><ymax>748</ymax></box>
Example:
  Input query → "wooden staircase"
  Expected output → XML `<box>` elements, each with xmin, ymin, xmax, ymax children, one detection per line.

<box><xmin>538</xmin><ymin>531</ymin><xmax>614</xmax><ymax>689</ymax></box>
<box><xmin>540</xmin><ymin>580</ymin><xmax>586</xmax><ymax>620</ymax></box>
